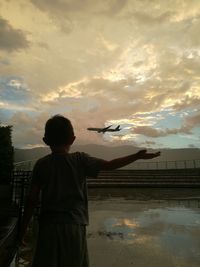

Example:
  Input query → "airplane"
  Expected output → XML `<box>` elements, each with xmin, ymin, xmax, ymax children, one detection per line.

<box><xmin>87</xmin><ymin>125</ymin><xmax>121</xmax><ymax>133</ymax></box>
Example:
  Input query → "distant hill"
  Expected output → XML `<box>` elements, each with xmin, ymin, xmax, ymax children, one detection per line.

<box><xmin>14</xmin><ymin>147</ymin><xmax>51</xmax><ymax>162</ymax></box>
<box><xmin>14</xmin><ymin>144</ymin><xmax>200</xmax><ymax>166</ymax></box>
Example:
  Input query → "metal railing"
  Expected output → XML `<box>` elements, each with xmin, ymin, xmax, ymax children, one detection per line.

<box><xmin>14</xmin><ymin>160</ymin><xmax>37</xmax><ymax>171</ymax></box>
<box><xmin>132</xmin><ymin>159</ymin><xmax>200</xmax><ymax>170</ymax></box>
<box><xmin>11</xmin><ymin>171</ymin><xmax>40</xmax><ymax>224</ymax></box>
<box><xmin>14</xmin><ymin>158</ymin><xmax>200</xmax><ymax>171</ymax></box>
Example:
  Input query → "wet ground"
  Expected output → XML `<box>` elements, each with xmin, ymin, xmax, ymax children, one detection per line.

<box><xmin>11</xmin><ymin>188</ymin><xmax>200</xmax><ymax>267</ymax></box>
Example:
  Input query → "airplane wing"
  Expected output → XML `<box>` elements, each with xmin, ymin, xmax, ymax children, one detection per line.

<box><xmin>102</xmin><ymin>125</ymin><xmax>112</xmax><ymax>132</ymax></box>
<box><xmin>106</xmin><ymin>125</ymin><xmax>121</xmax><ymax>132</ymax></box>
<box><xmin>115</xmin><ymin>125</ymin><xmax>121</xmax><ymax>131</ymax></box>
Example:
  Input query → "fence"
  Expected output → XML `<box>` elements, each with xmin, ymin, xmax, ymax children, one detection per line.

<box><xmin>133</xmin><ymin>159</ymin><xmax>200</xmax><ymax>170</ymax></box>
<box><xmin>14</xmin><ymin>159</ymin><xmax>200</xmax><ymax>171</ymax></box>
<box><xmin>14</xmin><ymin>160</ymin><xmax>36</xmax><ymax>171</ymax></box>
<box><xmin>11</xmin><ymin>171</ymin><xmax>32</xmax><ymax>224</ymax></box>
<box><xmin>11</xmin><ymin>171</ymin><xmax>32</xmax><ymax>207</ymax></box>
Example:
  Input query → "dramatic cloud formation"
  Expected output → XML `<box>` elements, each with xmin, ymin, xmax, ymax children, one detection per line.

<box><xmin>0</xmin><ymin>17</ymin><xmax>29</xmax><ymax>52</ymax></box>
<box><xmin>0</xmin><ymin>0</ymin><xmax>200</xmax><ymax>148</ymax></box>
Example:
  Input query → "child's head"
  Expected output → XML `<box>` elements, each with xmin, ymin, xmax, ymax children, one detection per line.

<box><xmin>43</xmin><ymin>115</ymin><xmax>75</xmax><ymax>147</ymax></box>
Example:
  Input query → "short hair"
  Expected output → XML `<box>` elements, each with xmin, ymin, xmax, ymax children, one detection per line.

<box><xmin>43</xmin><ymin>115</ymin><xmax>74</xmax><ymax>146</ymax></box>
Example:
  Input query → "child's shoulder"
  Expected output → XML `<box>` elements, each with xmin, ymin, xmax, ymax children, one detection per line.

<box><xmin>68</xmin><ymin>151</ymin><xmax>86</xmax><ymax>161</ymax></box>
<box><xmin>34</xmin><ymin>152</ymin><xmax>89</xmax><ymax>167</ymax></box>
<box><xmin>69</xmin><ymin>151</ymin><xmax>90</xmax><ymax>159</ymax></box>
<box><xmin>34</xmin><ymin>154</ymin><xmax>52</xmax><ymax>167</ymax></box>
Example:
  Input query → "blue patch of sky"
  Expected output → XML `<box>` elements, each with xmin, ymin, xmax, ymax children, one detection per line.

<box><xmin>0</xmin><ymin>109</ymin><xmax>41</xmax><ymax>126</ymax></box>
<box><xmin>192</xmin><ymin>128</ymin><xmax>200</xmax><ymax>137</ymax></box>
<box><xmin>0</xmin><ymin>76</ymin><xmax>31</xmax><ymax>105</ymax></box>
<box><xmin>108</xmin><ymin>110</ymin><xmax>200</xmax><ymax>148</ymax></box>
<box><xmin>155</xmin><ymin>134</ymin><xmax>198</xmax><ymax>149</ymax></box>
<box><xmin>133</xmin><ymin>110</ymin><xmax>183</xmax><ymax>129</ymax></box>
<box><xmin>154</xmin><ymin>112</ymin><xmax>183</xmax><ymax>129</ymax></box>
<box><xmin>0</xmin><ymin>109</ymin><xmax>15</xmax><ymax>121</ymax></box>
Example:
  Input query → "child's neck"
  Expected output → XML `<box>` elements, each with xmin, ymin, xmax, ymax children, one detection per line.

<box><xmin>51</xmin><ymin>145</ymin><xmax>70</xmax><ymax>154</ymax></box>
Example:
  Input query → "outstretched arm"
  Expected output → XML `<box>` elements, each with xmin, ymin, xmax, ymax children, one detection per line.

<box><xmin>101</xmin><ymin>150</ymin><xmax>161</xmax><ymax>171</ymax></box>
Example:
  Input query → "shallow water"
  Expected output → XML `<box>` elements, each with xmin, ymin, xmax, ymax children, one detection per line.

<box><xmin>12</xmin><ymin>189</ymin><xmax>200</xmax><ymax>267</ymax></box>
<box><xmin>88</xmin><ymin>195</ymin><xmax>200</xmax><ymax>267</ymax></box>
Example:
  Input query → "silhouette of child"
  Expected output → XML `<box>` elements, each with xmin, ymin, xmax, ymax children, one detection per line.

<box><xmin>19</xmin><ymin>115</ymin><xmax>160</xmax><ymax>267</ymax></box>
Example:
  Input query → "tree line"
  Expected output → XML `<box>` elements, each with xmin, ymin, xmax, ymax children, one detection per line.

<box><xmin>0</xmin><ymin>124</ymin><xmax>13</xmax><ymax>184</ymax></box>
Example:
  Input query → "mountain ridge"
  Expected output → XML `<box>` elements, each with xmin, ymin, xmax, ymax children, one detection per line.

<box><xmin>14</xmin><ymin>145</ymin><xmax>200</xmax><ymax>163</ymax></box>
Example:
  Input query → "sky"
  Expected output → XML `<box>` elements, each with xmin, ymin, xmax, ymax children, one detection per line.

<box><xmin>0</xmin><ymin>0</ymin><xmax>200</xmax><ymax>149</ymax></box>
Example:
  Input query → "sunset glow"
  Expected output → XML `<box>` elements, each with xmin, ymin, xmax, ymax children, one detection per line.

<box><xmin>0</xmin><ymin>0</ymin><xmax>200</xmax><ymax>148</ymax></box>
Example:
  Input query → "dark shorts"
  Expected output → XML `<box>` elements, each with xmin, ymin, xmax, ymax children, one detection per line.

<box><xmin>31</xmin><ymin>223</ymin><xmax>89</xmax><ymax>267</ymax></box>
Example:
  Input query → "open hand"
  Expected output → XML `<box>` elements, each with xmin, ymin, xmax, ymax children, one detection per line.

<box><xmin>136</xmin><ymin>150</ymin><xmax>161</xmax><ymax>159</ymax></box>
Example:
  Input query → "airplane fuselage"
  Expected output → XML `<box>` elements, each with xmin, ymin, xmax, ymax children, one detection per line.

<box><xmin>87</xmin><ymin>125</ymin><xmax>121</xmax><ymax>133</ymax></box>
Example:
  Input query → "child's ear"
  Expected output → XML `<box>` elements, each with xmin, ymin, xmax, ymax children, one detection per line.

<box><xmin>43</xmin><ymin>137</ymin><xmax>47</xmax><ymax>144</ymax></box>
<box><xmin>69</xmin><ymin>135</ymin><xmax>76</xmax><ymax>145</ymax></box>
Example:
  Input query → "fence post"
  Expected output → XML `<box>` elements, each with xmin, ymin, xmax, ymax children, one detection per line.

<box><xmin>193</xmin><ymin>160</ymin><xmax>196</xmax><ymax>169</ymax></box>
<box><xmin>184</xmin><ymin>161</ymin><xmax>187</xmax><ymax>169</ymax></box>
<box><xmin>175</xmin><ymin>161</ymin><xmax>177</xmax><ymax>169</ymax></box>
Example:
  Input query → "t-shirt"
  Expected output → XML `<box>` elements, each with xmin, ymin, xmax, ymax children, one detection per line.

<box><xmin>31</xmin><ymin>152</ymin><xmax>104</xmax><ymax>225</ymax></box>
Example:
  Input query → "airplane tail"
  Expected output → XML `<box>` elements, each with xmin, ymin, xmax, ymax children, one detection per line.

<box><xmin>115</xmin><ymin>125</ymin><xmax>120</xmax><ymax>130</ymax></box>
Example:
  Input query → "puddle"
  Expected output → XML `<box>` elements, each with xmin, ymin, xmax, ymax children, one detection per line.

<box><xmin>12</xmin><ymin>190</ymin><xmax>200</xmax><ymax>267</ymax></box>
<box><xmin>87</xmin><ymin>197</ymin><xmax>200</xmax><ymax>266</ymax></box>
<box><xmin>90</xmin><ymin>206</ymin><xmax>200</xmax><ymax>243</ymax></box>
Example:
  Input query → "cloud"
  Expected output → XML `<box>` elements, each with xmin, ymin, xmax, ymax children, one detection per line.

<box><xmin>98</xmin><ymin>0</ymin><xmax>128</xmax><ymax>17</ymax></box>
<box><xmin>132</xmin><ymin>125</ymin><xmax>190</xmax><ymax>138</ymax></box>
<box><xmin>37</xmin><ymin>42</ymin><xmax>49</xmax><ymax>49</ymax></box>
<box><xmin>132</xmin><ymin>11</ymin><xmax>173</xmax><ymax>25</ymax></box>
<box><xmin>30</xmin><ymin>0</ymin><xmax>129</xmax><ymax>33</ymax></box>
<box><xmin>31</xmin><ymin>0</ymin><xmax>128</xmax><ymax>17</ymax></box>
<box><xmin>31</xmin><ymin>0</ymin><xmax>87</xmax><ymax>14</ymax></box>
<box><xmin>0</xmin><ymin>17</ymin><xmax>29</xmax><ymax>52</ymax></box>
<box><xmin>30</xmin><ymin>0</ymin><xmax>87</xmax><ymax>33</ymax></box>
<box><xmin>0</xmin><ymin>57</ymin><xmax>10</xmax><ymax>65</ymax></box>
<box><xmin>38</xmin><ymin>76</ymin><xmax>154</xmax><ymax>126</ymax></box>
<box><xmin>1</xmin><ymin>0</ymin><xmax>200</xmax><ymax>148</ymax></box>
<box><xmin>183</xmin><ymin>111</ymin><xmax>200</xmax><ymax>130</ymax></box>
<box><xmin>7</xmin><ymin>112</ymin><xmax>49</xmax><ymax>148</ymax></box>
<box><xmin>172</xmin><ymin>96</ymin><xmax>200</xmax><ymax>111</ymax></box>
<box><xmin>6</xmin><ymin>111</ymin><xmax>111</xmax><ymax>148</ymax></box>
<box><xmin>37</xmin><ymin>66</ymin><xmax>199</xmax><ymax>134</ymax></box>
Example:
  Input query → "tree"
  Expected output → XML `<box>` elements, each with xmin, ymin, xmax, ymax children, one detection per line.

<box><xmin>0</xmin><ymin>125</ymin><xmax>14</xmax><ymax>184</ymax></box>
